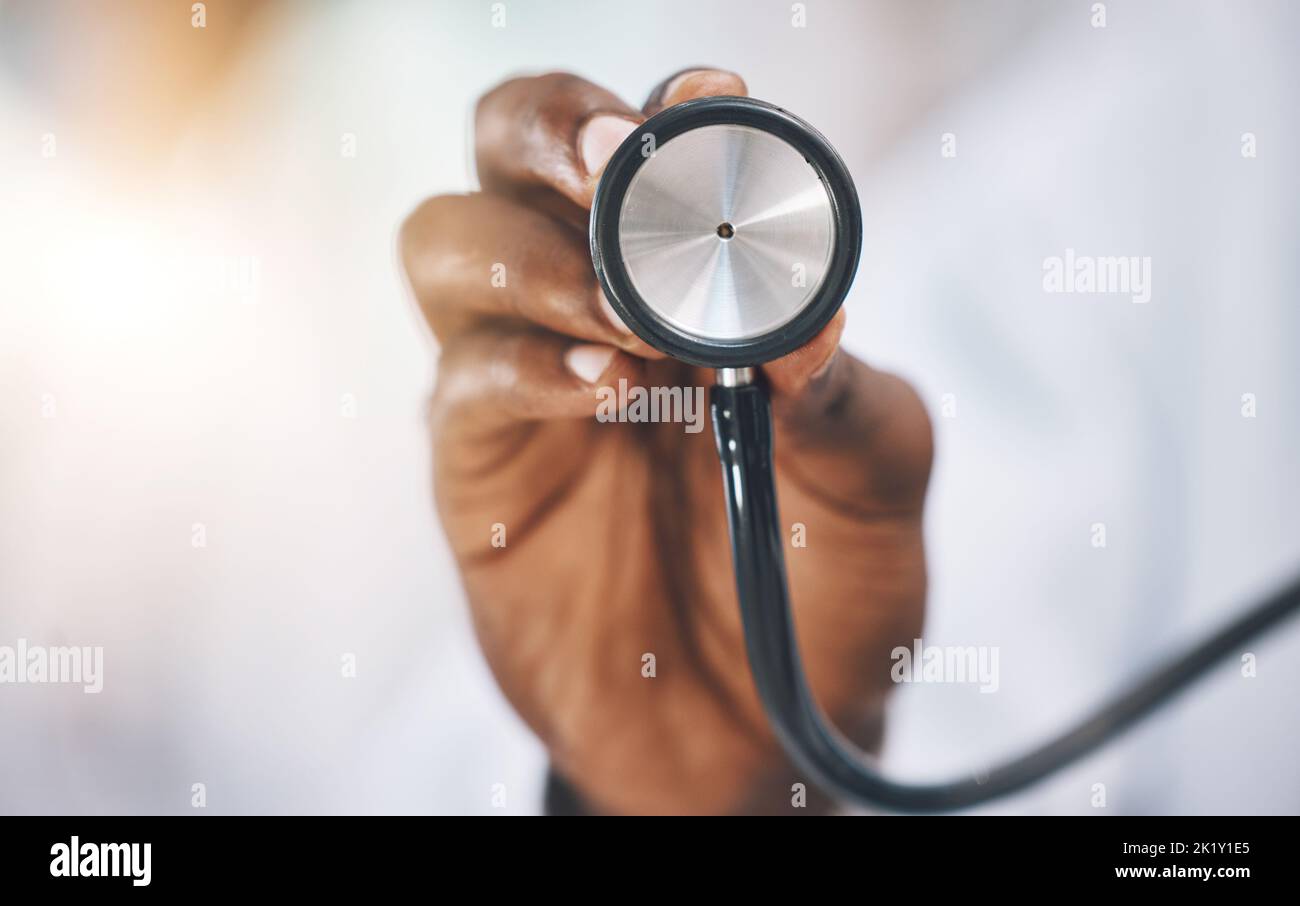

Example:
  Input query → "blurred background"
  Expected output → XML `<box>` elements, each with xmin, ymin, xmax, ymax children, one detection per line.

<box><xmin>1</xmin><ymin>0</ymin><xmax>1297</xmax><ymax>815</ymax></box>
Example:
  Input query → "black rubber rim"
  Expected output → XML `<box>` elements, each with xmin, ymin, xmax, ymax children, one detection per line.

<box><xmin>589</xmin><ymin>96</ymin><xmax>862</xmax><ymax>368</ymax></box>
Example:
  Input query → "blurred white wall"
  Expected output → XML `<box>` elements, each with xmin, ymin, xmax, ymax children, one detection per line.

<box><xmin>1</xmin><ymin>0</ymin><xmax>1297</xmax><ymax>814</ymax></box>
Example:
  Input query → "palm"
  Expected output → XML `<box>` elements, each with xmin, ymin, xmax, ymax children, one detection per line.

<box><xmin>434</xmin><ymin>357</ymin><xmax>925</xmax><ymax>814</ymax></box>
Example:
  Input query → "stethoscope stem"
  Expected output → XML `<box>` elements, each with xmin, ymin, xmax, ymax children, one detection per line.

<box><xmin>710</xmin><ymin>377</ymin><xmax>1300</xmax><ymax>812</ymax></box>
<box><xmin>715</xmin><ymin>367</ymin><xmax>756</xmax><ymax>387</ymax></box>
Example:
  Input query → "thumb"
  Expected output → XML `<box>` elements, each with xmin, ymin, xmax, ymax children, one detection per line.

<box><xmin>762</xmin><ymin>311</ymin><xmax>934</xmax><ymax>509</ymax></box>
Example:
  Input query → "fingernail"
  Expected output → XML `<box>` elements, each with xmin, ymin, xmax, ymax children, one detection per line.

<box><xmin>565</xmin><ymin>344</ymin><xmax>617</xmax><ymax>384</ymax></box>
<box><xmin>663</xmin><ymin>68</ymin><xmax>712</xmax><ymax>100</ymax></box>
<box><xmin>596</xmin><ymin>287</ymin><xmax>632</xmax><ymax>334</ymax></box>
<box><xmin>580</xmin><ymin>115</ymin><xmax>639</xmax><ymax>177</ymax></box>
<box><xmin>662</xmin><ymin>67</ymin><xmax>742</xmax><ymax>104</ymax></box>
<box><xmin>809</xmin><ymin>349</ymin><xmax>838</xmax><ymax>383</ymax></box>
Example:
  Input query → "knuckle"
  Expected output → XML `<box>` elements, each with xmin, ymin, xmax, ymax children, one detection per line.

<box><xmin>477</xmin><ymin>71</ymin><xmax>583</xmax><ymax>128</ymax></box>
<box><xmin>474</xmin><ymin>75</ymin><xmax>526</xmax><ymax>121</ymax></box>
<box><xmin>531</xmin><ymin>72</ymin><xmax>590</xmax><ymax>139</ymax></box>
<box><xmin>399</xmin><ymin>193</ymin><xmax>477</xmax><ymax>299</ymax></box>
<box><xmin>399</xmin><ymin>195</ymin><xmax>454</xmax><ymax>265</ymax></box>
<box><xmin>883</xmin><ymin>377</ymin><xmax>935</xmax><ymax>497</ymax></box>
<box><xmin>429</xmin><ymin>342</ymin><xmax>480</xmax><ymax>426</ymax></box>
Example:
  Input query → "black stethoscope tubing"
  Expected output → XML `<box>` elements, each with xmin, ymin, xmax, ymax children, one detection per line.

<box><xmin>593</xmin><ymin>96</ymin><xmax>1300</xmax><ymax>812</ymax></box>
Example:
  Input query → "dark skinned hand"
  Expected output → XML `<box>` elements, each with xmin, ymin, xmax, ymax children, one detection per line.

<box><xmin>400</xmin><ymin>69</ymin><xmax>932</xmax><ymax>815</ymax></box>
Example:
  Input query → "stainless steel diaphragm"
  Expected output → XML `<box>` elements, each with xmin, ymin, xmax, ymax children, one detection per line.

<box><xmin>616</xmin><ymin>124</ymin><xmax>835</xmax><ymax>342</ymax></box>
<box><xmin>591</xmin><ymin>97</ymin><xmax>861</xmax><ymax>368</ymax></box>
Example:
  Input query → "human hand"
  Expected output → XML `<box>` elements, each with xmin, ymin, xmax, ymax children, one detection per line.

<box><xmin>400</xmin><ymin>68</ymin><xmax>932</xmax><ymax>814</ymax></box>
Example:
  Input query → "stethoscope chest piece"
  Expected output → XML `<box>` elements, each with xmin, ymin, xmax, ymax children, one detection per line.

<box><xmin>590</xmin><ymin>96</ymin><xmax>862</xmax><ymax>368</ymax></box>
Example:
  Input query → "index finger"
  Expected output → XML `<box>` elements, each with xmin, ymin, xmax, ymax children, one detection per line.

<box><xmin>473</xmin><ymin>68</ymin><xmax>751</xmax><ymax>217</ymax></box>
<box><xmin>474</xmin><ymin>72</ymin><xmax>642</xmax><ymax>214</ymax></box>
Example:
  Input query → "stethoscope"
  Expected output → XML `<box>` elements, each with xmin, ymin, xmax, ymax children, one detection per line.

<box><xmin>590</xmin><ymin>96</ymin><xmax>1300</xmax><ymax>811</ymax></box>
